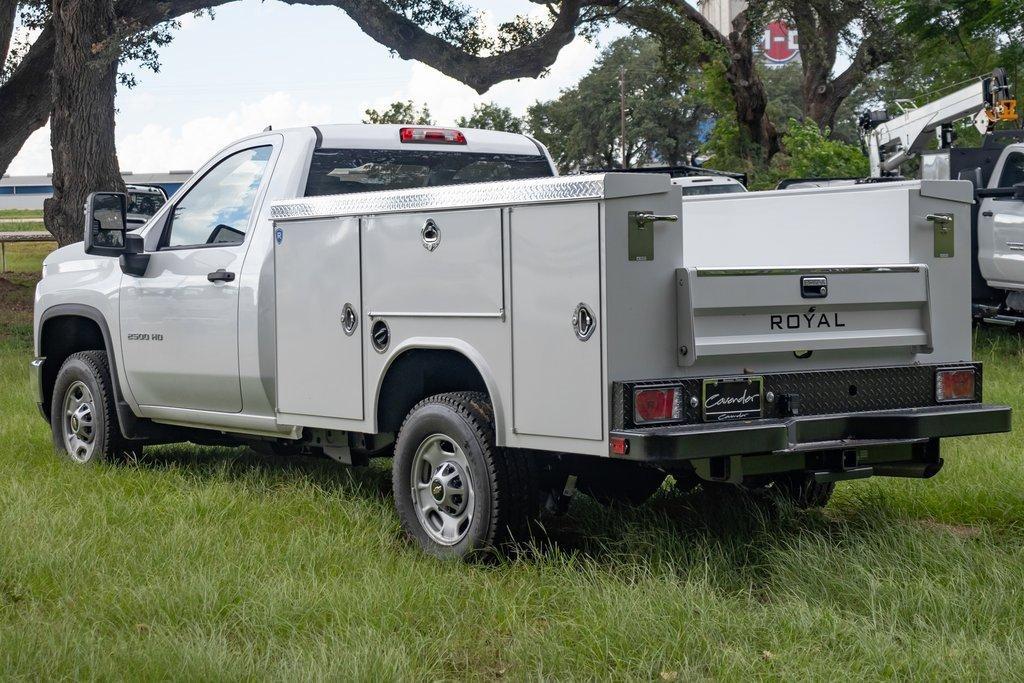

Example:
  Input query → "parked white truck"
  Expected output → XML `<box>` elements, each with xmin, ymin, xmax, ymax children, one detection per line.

<box><xmin>34</xmin><ymin>124</ymin><xmax>1010</xmax><ymax>558</ymax></box>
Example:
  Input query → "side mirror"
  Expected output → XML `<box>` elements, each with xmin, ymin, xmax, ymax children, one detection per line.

<box><xmin>83</xmin><ymin>192</ymin><xmax>128</xmax><ymax>256</ymax></box>
<box><xmin>119</xmin><ymin>233</ymin><xmax>150</xmax><ymax>277</ymax></box>
<box><xmin>1015</xmin><ymin>183</ymin><xmax>1024</xmax><ymax>201</ymax></box>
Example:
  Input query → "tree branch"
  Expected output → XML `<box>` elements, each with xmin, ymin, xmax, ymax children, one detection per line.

<box><xmin>276</xmin><ymin>0</ymin><xmax>595</xmax><ymax>93</ymax></box>
<box><xmin>0</xmin><ymin>24</ymin><xmax>54</xmax><ymax>177</ymax></box>
<box><xmin>662</xmin><ymin>0</ymin><xmax>729</xmax><ymax>50</ymax></box>
<box><xmin>0</xmin><ymin>0</ymin><xmax>16</xmax><ymax>70</ymax></box>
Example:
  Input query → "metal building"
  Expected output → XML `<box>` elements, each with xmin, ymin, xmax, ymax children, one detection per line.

<box><xmin>0</xmin><ymin>171</ymin><xmax>193</xmax><ymax>210</ymax></box>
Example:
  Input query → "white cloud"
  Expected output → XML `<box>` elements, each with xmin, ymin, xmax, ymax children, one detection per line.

<box><xmin>118</xmin><ymin>92</ymin><xmax>331</xmax><ymax>172</ymax></box>
<box><xmin>6</xmin><ymin>126</ymin><xmax>51</xmax><ymax>176</ymax></box>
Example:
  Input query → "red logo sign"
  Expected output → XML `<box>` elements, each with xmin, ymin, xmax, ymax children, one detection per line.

<box><xmin>763</xmin><ymin>21</ymin><xmax>799</xmax><ymax>63</ymax></box>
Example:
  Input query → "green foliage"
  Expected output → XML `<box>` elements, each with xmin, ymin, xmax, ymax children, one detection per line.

<box><xmin>527</xmin><ymin>36</ymin><xmax>709</xmax><ymax>172</ymax></box>
<box><xmin>705</xmin><ymin>116</ymin><xmax>869</xmax><ymax>190</ymax></box>
<box><xmin>770</xmin><ymin>118</ymin><xmax>870</xmax><ymax>181</ymax></box>
<box><xmin>363</xmin><ymin>101</ymin><xmax>434</xmax><ymax>126</ymax></box>
<box><xmin>456</xmin><ymin>102</ymin><xmax>524</xmax><ymax>133</ymax></box>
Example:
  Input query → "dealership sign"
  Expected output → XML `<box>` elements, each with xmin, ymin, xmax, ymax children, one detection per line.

<box><xmin>762</xmin><ymin>20</ymin><xmax>799</xmax><ymax>64</ymax></box>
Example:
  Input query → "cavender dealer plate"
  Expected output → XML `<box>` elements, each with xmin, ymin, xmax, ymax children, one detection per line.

<box><xmin>702</xmin><ymin>376</ymin><xmax>764</xmax><ymax>422</ymax></box>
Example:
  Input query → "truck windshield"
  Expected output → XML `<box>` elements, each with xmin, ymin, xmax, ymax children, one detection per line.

<box><xmin>304</xmin><ymin>148</ymin><xmax>553</xmax><ymax>197</ymax></box>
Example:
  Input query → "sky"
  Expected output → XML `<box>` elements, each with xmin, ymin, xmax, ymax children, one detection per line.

<box><xmin>8</xmin><ymin>0</ymin><xmax>627</xmax><ymax>176</ymax></box>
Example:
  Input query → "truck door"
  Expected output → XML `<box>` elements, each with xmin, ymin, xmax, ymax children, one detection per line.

<box><xmin>119</xmin><ymin>144</ymin><xmax>275</xmax><ymax>413</ymax></box>
<box><xmin>978</xmin><ymin>150</ymin><xmax>1024</xmax><ymax>286</ymax></box>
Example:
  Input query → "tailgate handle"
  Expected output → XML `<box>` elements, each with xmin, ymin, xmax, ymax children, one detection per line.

<box><xmin>800</xmin><ymin>276</ymin><xmax>828</xmax><ymax>299</ymax></box>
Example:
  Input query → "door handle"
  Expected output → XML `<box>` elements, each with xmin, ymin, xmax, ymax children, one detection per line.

<box><xmin>207</xmin><ymin>269</ymin><xmax>235</xmax><ymax>283</ymax></box>
<box><xmin>982</xmin><ymin>211</ymin><xmax>994</xmax><ymax>217</ymax></box>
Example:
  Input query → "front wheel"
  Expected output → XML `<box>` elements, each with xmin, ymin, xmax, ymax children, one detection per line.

<box><xmin>50</xmin><ymin>350</ymin><xmax>134</xmax><ymax>464</ymax></box>
<box><xmin>392</xmin><ymin>392</ymin><xmax>538</xmax><ymax>559</ymax></box>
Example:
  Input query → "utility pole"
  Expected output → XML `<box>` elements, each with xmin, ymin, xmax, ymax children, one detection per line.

<box><xmin>619</xmin><ymin>65</ymin><xmax>627</xmax><ymax>168</ymax></box>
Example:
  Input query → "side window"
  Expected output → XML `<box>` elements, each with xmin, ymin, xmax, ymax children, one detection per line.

<box><xmin>164</xmin><ymin>146</ymin><xmax>272</xmax><ymax>248</ymax></box>
<box><xmin>998</xmin><ymin>152</ymin><xmax>1024</xmax><ymax>189</ymax></box>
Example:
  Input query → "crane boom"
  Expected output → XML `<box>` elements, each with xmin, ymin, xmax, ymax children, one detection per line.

<box><xmin>861</xmin><ymin>69</ymin><xmax>1018</xmax><ymax>177</ymax></box>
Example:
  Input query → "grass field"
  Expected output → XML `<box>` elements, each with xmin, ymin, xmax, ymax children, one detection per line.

<box><xmin>1</xmin><ymin>243</ymin><xmax>1023</xmax><ymax>679</ymax></box>
<box><xmin>0</xmin><ymin>209</ymin><xmax>47</xmax><ymax>234</ymax></box>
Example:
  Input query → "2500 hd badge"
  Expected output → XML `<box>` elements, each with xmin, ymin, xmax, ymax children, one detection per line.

<box><xmin>770</xmin><ymin>310</ymin><xmax>846</xmax><ymax>330</ymax></box>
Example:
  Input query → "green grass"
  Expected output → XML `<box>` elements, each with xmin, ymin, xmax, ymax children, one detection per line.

<box><xmin>0</xmin><ymin>209</ymin><xmax>43</xmax><ymax>220</ymax></box>
<box><xmin>2</xmin><ymin>249</ymin><xmax>1024</xmax><ymax>679</ymax></box>
<box><xmin>0</xmin><ymin>208</ymin><xmax>47</xmax><ymax>234</ymax></box>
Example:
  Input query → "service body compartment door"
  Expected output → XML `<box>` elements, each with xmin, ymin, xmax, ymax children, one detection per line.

<box><xmin>363</xmin><ymin>208</ymin><xmax>503</xmax><ymax>316</ymax></box>
<box><xmin>274</xmin><ymin>217</ymin><xmax>363</xmax><ymax>420</ymax></box>
<box><xmin>677</xmin><ymin>265</ymin><xmax>932</xmax><ymax>361</ymax></box>
<box><xmin>511</xmin><ymin>202</ymin><xmax>604</xmax><ymax>440</ymax></box>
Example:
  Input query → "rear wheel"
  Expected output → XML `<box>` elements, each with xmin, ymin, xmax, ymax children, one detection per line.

<box><xmin>392</xmin><ymin>392</ymin><xmax>538</xmax><ymax>559</ymax></box>
<box><xmin>50</xmin><ymin>350</ymin><xmax>136</xmax><ymax>464</ymax></box>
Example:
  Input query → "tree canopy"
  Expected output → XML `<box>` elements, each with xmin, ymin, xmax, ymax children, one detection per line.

<box><xmin>0</xmin><ymin>0</ymin><xmax>617</xmax><ymax>244</ymax></box>
<box><xmin>528</xmin><ymin>36</ymin><xmax>709</xmax><ymax>172</ymax></box>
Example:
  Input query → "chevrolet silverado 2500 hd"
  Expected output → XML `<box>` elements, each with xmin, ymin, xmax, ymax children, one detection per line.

<box><xmin>34</xmin><ymin>124</ymin><xmax>1011</xmax><ymax>558</ymax></box>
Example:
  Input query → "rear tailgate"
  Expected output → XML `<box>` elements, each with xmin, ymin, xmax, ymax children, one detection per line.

<box><xmin>669</xmin><ymin>180</ymin><xmax>973</xmax><ymax>369</ymax></box>
<box><xmin>676</xmin><ymin>264</ymin><xmax>930</xmax><ymax>365</ymax></box>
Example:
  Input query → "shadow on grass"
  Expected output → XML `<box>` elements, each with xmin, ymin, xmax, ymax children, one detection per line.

<box><xmin>124</xmin><ymin>443</ymin><xmax>916</xmax><ymax>573</ymax></box>
<box><xmin>135</xmin><ymin>444</ymin><xmax>395</xmax><ymax>500</ymax></box>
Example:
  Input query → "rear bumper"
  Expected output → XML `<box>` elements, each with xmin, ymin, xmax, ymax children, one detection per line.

<box><xmin>611</xmin><ymin>403</ymin><xmax>1011</xmax><ymax>462</ymax></box>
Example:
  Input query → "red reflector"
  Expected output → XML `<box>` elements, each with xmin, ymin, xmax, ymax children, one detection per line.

<box><xmin>634</xmin><ymin>387</ymin><xmax>682</xmax><ymax>424</ymax></box>
<box><xmin>936</xmin><ymin>369</ymin><xmax>975</xmax><ymax>402</ymax></box>
<box><xmin>399</xmin><ymin>127</ymin><xmax>467</xmax><ymax>145</ymax></box>
<box><xmin>610</xmin><ymin>436</ymin><xmax>630</xmax><ymax>456</ymax></box>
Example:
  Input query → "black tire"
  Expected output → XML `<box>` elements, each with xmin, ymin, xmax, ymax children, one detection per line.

<box><xmin>766</xmin><ymin>473</ymin><xmax>835</xmax><ymax>509</ymax></box>
<box><xmin>578</xmin><ymin>460</ymin><xmax>667</xmax><ymax>506</ymax></box>
<box><xmin>49</xmin><ymin>350</ymin><xmax>136</xmax><ymax>464</ymax></box>
<box><xmin>392</xmin><ymin>392</ymin><xmax>539</xmax><ymax>559</ymax></box>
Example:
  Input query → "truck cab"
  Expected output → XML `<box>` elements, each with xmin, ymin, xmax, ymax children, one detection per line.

<box><xmin>975</xmin><ymin>143</ymin><xmax>1024</xmax><ymax>297</ymax></box>
<box><xmin>33</xmin><ymin>124</ymin><xmax>1010</xmax><ymax>559</ymax></box>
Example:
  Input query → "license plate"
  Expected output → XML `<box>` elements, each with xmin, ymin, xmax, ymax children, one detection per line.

<box><xmin>702</xmin><ymin>376</ymin><xmax>764</xmax><ymax>422</ymax></box>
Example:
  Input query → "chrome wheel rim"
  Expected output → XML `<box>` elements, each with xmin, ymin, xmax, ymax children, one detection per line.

<box><xmin>410</xmin><ymin>433</ymin><xmax>475</xmax><ymax>546</ymax></box>
<box><xmin>62</xmin><ymin>380</ymin><xmax>96</xmax><ymax>463</ymax></box>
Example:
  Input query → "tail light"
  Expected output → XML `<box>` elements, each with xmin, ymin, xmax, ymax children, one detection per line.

<box><xmin>936</xmin><ymin>368</ymin><xmax>975</xmax><ymax>402</ymax></box>
<box><xmin>399</xmin><ymin>127</ymin><xmax>467</xmax><ymax>145</ymax></box>
<box><xmin>633</xmin><ymin>387</ymin><xmax>683</xmax><ymax>424</ymax></box>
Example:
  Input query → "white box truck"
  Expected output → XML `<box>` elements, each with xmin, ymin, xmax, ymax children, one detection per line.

<box><xmin>33</xmin><ymin>124</ymin><xmax>1010</xmax><ymax>558</ymax></box>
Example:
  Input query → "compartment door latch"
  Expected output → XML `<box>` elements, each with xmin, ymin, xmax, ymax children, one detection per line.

<box><xmin>628</xmin><ymin>211</ymin><xmax>679</xmax><ymax>262</ymax></box>
<box><xmin>926</xmin><ymin>213</ymin><xmax>954</xmax><ymax>258</ymax></box>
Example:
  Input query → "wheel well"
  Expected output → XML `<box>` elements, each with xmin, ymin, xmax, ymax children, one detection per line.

<box><xmin>39</xmin><ymin>315</ymin><xmax>106</xmax><ymax>419</ymax></box>
<box><xmin>376</xmin><ymin>349</ymin><xmax>489</xmax><ymax>433</ymax></box>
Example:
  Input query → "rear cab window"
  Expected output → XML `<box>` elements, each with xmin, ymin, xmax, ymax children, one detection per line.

<box><xmin>304</xmin><ymin>148</ymin><xmax>553</xmax><ymax>197</ymax></box>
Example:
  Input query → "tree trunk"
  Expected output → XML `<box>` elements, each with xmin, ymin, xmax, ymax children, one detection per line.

<box><xmin>803</xmin><ymin>86</ymin><xmax>842</xmax><ymax>132</ymax></box>
<box><xmin>724</xmin><ymin>22</ymin><xmax>779</xmax><ymax>159</ymax></box>
<box><xmin>44</xmin><ymin>0</ymin><xmax>124</xmax><ymax>247</ymax></box>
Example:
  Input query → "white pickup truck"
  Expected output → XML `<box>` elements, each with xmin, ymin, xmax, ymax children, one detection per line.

<box><xmin>34</xmin><ymin>124</ymin><xmax>1010</xmax><ymax>558</ymax></box>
